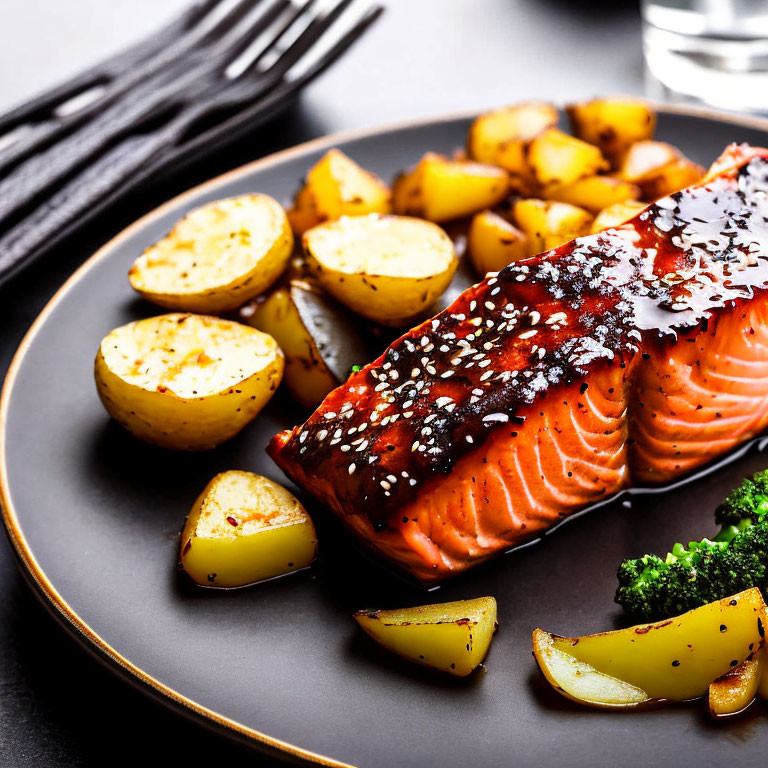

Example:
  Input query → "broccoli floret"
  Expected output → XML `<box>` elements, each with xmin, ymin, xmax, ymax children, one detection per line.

<box><xmin>616</xmin><ymin>472</ymin><xmax>768</xmax><ymax>622</ymax></box>
<box><xmin>716</xmin><ymin>468</ymin><xmax>768</xmax><ymax>526</ymax></box>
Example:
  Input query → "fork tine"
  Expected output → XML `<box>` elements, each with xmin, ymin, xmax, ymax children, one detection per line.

<box><xmin>209</xmin><ymin>0</ymin><xmax>294</xmax><ymax>63</ymax></box>
<box><xmin>257</xmin><ymin>0</ymin><xmax>358</xmax><ymax>79</ymax></box>
<box><xmin>236</xmin><ymin>0</ymin><xmax>317</xmax><ymax>74</ymax></box>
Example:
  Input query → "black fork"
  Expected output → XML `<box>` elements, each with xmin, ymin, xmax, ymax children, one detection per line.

<box><xmin>0</xmin><ymin>2</ymin><xmax>384</xmax><ymax>284</ymax></box>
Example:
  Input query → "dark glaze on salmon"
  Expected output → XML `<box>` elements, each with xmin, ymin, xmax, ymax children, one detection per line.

<box><xmin>269</xmin><ymin>145</ymin><xmax>768</xmax><ymax>581</ymax></box>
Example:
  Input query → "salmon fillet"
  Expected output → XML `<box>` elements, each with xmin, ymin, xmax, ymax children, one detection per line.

<box><xmin>269</xmin><ymin>144</ymin><xmax>768</xmax><ymax>582</ymax></box>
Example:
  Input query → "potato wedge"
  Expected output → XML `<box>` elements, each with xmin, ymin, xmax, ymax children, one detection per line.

<box><xmin>354</xmin><ymin>597</ymin><xmax>497</xmax><ymax>677</ymax></box>
<box><xmin>246</xmin><ymin>280</ymin><xmax>370</xmax><ymax>408</ymax></box>
<box><xmin>128</xmin><ymin>195</ymin><xmax>293</xmax><ymax>314</ymax></box>
<box><xmin>513</xmin><ymin>198</ymin><xmax>593</xmax><ymax>254</ymax></box>
<box><xmin>533</xmin><ymin>589</ymin><xmax>768</xmax><ymax>708</ymax></box>
<box><xmin>545</xmin><ymin>175</ymin><xmax>641</xmax><ymax>214</ymax></box>
<box><xmin>468</xmin><ymin>210</ymin><xmax>528</xmax><ymax>275</ymax></box>
<box><xmin>618</xmin><ymin>140</ymin><xmax>704</xmax><ymax>199</ymax></box>
<box><xmin>527</xmin><ymin>128</ymin><xmax>608</xmax><ymax>187</ymax></box>
<box><xmin>392</xmin><ymin>153</ymin><xmax>509</xmax><ymax>222</ymax></box>
<box><xmin>287</xmin><ymin>149</ymin><xmax>391</xmax><ymax>235</ymax></box>
<box><xmin>303</xmin><ymin>214</ymin><xmax>457</xmax><ymax>326</ymax></box>
<box><xmin>467</xmin><ymin>102</ymin><xmax>557</xmax><ymax>192</ymax></box>
<box><xmin>180</xmin><ymin>471</ymin><xmax>317</xmax><ymax>588</ymax></box>
<box><xmin>590</xmin><ymin>200</ymin><xmax>647</xmax><ymax>233</ymax></box>
<box><xmin>708</xmin><ymin>651</ymin><xmax>764</xmax><ymax>718</ymax></box>
<box><xmin>567</xmin><ymin>98</ymin><xmax>656</xmax><ymax>166</ymax></box>
<box><xmin>94</xmin><ymin>313</ymin><xmax>283</xmax><ymax>450</ymax></box>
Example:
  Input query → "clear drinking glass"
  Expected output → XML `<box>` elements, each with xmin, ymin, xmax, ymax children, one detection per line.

<box><xmin>642</xmin><ymin>0</ymin><xmax>768</xmax><ymax>112</ymax></box>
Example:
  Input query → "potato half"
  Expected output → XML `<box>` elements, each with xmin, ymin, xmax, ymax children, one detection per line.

<box><xmin>545</xmin><ymin>175</ymin><xmax>641</xmax><ymax>214</ymax></box>
<box><xmin>618</xmin><ymin>140</ymin><xmax>704</xmax><ymax>199</ymax></box>
<box><xmin>94</xmin><ymin>313</ymin><xmax>283</xmax><ymax>450</ymax></box>
<box><xmin>567</xmin><ymin>98</ymin><xmax>656</xmax><ymax>166</ymax></box>
<box><xmin>393</xmin><ymin>153</ymin><xmax>509</xmax><ymax>222</ymax></box>
<box><xmin>128</xmin><ymin>195</ymin><xmax>293</xmax><ymax>314</ymax></box>
<box><xmin>527</xmin><ymin>128</ymin><xmax>609</xmax><ymax>187</ymax></box>
<box><xmin>355</xmin><ymin>597</ymin><xmax>497</xmax><ymax>677</ymax></box>
<box><xmin>180</xmin><ymin>471</ymin><xmax>317</xmax><ymax>588</ymax></box>
<box><xmin>533</xmin><ymin>589</ymin><xmax>767</xmax><ymax>708</ymax></box>
<box><xmin>287</xmin><ymin>149</ymin><xmax>391</xmax><ymax>235</ymax></box>
<box><xmin>468</xmin><ymin>210</ymin><xmax>528</xmax><ymax>275</ymax></box>
<box><xmin>466</xmin><ymin>102</ymin><xmax>558</xmax><ymax>167</ymax></box>
<box><xmin>513</xmin><ymin>198</ymin><xmax>593</xmax><ymax>254</ymax></box>
<box><xmin>303</xmin><ymin>214</ymin><xmax>457</xmax><ymax>326</ymax></box>
<box><xmin>246</xmin><ymin>280</ymin><xmax>370</xmax><ymax>408</ymax></box>
<box><xmin>590</xmin><ymin>200</ymin><xmax>647</xmax><ymax>233</ymax></box>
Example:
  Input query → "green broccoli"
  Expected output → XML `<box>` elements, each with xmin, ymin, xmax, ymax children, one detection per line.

<box><xmin>615</xmin><ymin>471</ymin><xmax>768</xmax><ymax>621</ymax></box>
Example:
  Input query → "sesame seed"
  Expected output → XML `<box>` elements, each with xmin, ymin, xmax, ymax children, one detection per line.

<box><xmin>426</xmin><ymin>365</ymin><xmax>437</xmax><ymax>375</ymax></box>
<box><xmin>480</xmin><ymin>371</ymin><xmax>494</xmax><ymax>381</ymax></box>
<box><xmin>470</xmin><ymin>300</ymin><xmax>477</xmax><ymax>311</ymax></box>
<box><xmin>411</xmin><ymin>441</ymin><xmax>420</xmax><ymax>452</ymax></box>
<box><xmin>478</xmin><ymin>359</ymin><xmax>491</xmax><ymax>367</ymax></box>
<box><xmin>380</xmin><ymin>480</ymin><xmax>391</xmax><ymax>490</ymax></box>
<box><xmin>348</xmin><ymin>463</ymin><xmax>356</xmax><ymax>474</ymax></box>
<box><xmin>411</xmin><ymin>368</ymin><xmax>420</xmax><ymax>377</ymax></box>
<box><xmin>466</xmin><ymin>435</ymin><xmax>474</xmax><ymax>443</ymax></box>
<box><xmin>324</xmin><ymin>411</ymin><xmax>337</xmax><ymax>419</ymax></box>
<box><xmin>317</xmin><ymin>429</ymin><xmax>328</xmax><ymax>441</ymax></box>
<box><xmin>387</xmin><ymin>474</ymin><xmax>397</xmax><ymax>483</ymax></box>
<box><xmin>529</xmin><ymin>310</ymin><xmax>541</xmax><ymax>325</ymax></box>
<box><xmin>409</xmin><ymin>478</ymin><xmax>417</xmax><ymax>486</ymax></box>
<box><xmin>470</xmin><ymin>317</ymin><xmax>482</xmax><ymax>326</ymax></box>
<box><xmin>299</xmin><ymin>432</ymin><xmax>307</xmax><ymax>443</ymax></box>
<box><xmin>485</xmin><ymin>301</ymin><xmax>495</xmax><ymax>310</ymax></box>
<box><xmin>519</xmin><ymin>329</ymin><xmax>538</xmax><ymax>339</ymax></box>
<box><xmin>340</xmin><ymin>445</ymin><xmax>350</xmax><ymax>452</ymax></box>
<box><xmin>441</xmin><ymin>370</ymin><xmax>455</xmax><ymax>378</ymax></box>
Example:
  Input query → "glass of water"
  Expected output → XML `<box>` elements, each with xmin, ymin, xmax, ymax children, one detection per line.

<box><xmin>643</xmin><ymin>0</ymin><xmax>768</xmax><ymax>113</ymax></box>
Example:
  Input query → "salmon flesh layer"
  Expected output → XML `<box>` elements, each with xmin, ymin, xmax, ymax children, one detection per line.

<box><xmin>269</xmin><ymin>144</ymin><xmax>768</xmax><ymax>582</ymax></box>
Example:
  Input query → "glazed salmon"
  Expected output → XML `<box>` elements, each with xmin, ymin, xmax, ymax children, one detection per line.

<box><xmin>269</xmin><ymin>144</ymin><xmax>768</xmax><ymax>582</ymax></box>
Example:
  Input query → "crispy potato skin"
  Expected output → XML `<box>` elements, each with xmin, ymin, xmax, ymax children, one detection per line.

<box><xmin>534</xmin><ymin>589</ymin><xmax>768</xmax><ymax>708</ymax></box>
<box><xmin>180</xmin><ymin>470</ymin><xmax>317</xmax><ymax>588</ymax></box>
<box><xmin>468</xmin><ymin>210</ymin><xmax>528</xmax><ymax>275</ymax></box>
<box><xmin>94</xmin><ymin>313</ymin><xmax>283</xmax><ymax>450</ymax></box>
<box><xmin>249</xmin><ymin>284</ymin><xmax>338</xmax><ymax>409</ymax></box>
<box><xmin>392</xmin><ymin>153</ymin><xmax>509</xmax><ymax>222</ymax></box>
<box><xmin>354</xmin><ymin>597</ymin><xmax>497</xmax><ymax>677</ymax></box>
<box><xmin>618</xmin><ymin>140</ymin><xmax>704</xmax><ymax>199</ymax></box>
<box><xmin>287</xmin><ymin>149</ymin><xmax>391</xmax><ymax>235</ymax></box>
<box><xmin>567</xmin><ymin>98</ymin><xmax>656</xmax><ymax>166</ymax></box>
<box><xmin>708</xmin><ymin>652</ymin><xmax>764</xmax><ymax>718</ymax></box>
<box><xmin>128</xmin><ymin>194</ymin><xmax>293</xmax><ymax>314</ymax></box>
<box><xmin>303</xmin><ymin>214</ymin><xmax>457</xmax><ymax>326</ymax></box>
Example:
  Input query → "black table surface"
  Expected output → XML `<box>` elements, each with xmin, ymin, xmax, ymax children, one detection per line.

<box><xmin>0</xmin><ymin>1</ymin><xmax>644</xmax><ymax>765</ymax></box>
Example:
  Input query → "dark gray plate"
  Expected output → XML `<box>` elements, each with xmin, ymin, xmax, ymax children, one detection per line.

<box><xmin>4</xmin><ymin>107</ymin><xmax>768</xmax><ymax>768</ymax></box>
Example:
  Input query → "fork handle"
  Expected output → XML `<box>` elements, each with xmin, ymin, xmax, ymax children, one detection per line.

<box><xmin>0</xmin><ymin>133</ymin><xmax>172</xmax><ymax>283</ymax></box>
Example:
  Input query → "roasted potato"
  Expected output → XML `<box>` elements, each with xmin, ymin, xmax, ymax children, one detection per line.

<box><xmin>468</xmin><ymin>210</ymin><xmax>528</xmax><ymax>275</ymax></box>
<box><xmin>246</xmin><ymin>280</ymin><xmax>370</xmax><ymax>408</ymax></box>
<box><xmin>467</xmin><ymin>102</ymin><xmax>557</xmax><ymax>192</ymax></box>
<box><xmin>286</xmin><ymin>149</ymin><xmax>391</xmax><ymax>234</ymax></box>
<box><xmin>303</xmin><ymin>214</ymin><xmax>457</xmax><ymax>326</ymax></box>
<box><xmin>355</xmin><ymin>597</ymin><xmax>497</xmax><ymax>677</ymax></box>
<box><xmin>94</xmin><ymin>313</ymin><xmax>283</xmax><ymax>450</ymax></box>
<box><xmin>590</xmin><ymin>200</ymin><xmax>647</xmax><ymax>233</ymax></box>
<box><xmin>513</xmin><ymin>198</ymin><xmax>593</xmax><ymax>253</ymax></box>
<box><xmin>527</xmin><ymin>128</ymin><xmax>608</xmax><ymax>187</ymax></box>
<box><xmin>128</xmin><ymin>195</ymin><xmax>292</xmax><ymax>314</ymax></box>
<box><xmin>708</xmin><ymin>651</ymin><xmax>764</xmax><ymax>718</ymax></box>
<box><xmin>533</xmin><ymin>589</ymin><xmax>767</xmax><ymax>708</ymax></box>
<box><xmin>180</xmin><ymin>471</ymin><xmax>317</xmax><ymax>588</ymax></box>
<box><xmin>545</xmin><ymin>175</ymin><xmax>641</xmax><ymax>213</ymax></box>
<box><xmin>392</xmin><ymin>153</ymin><xmax>509</xmax><ymax>222</ymax></box>
<box><xmin>567</xmin><ymin>98</ymin><xmax>656</xmax><ymax>166</ymax></box>
<box><xmin>618</xmin><ymin>140</ymin><xmax>704</xmax><ymax>200</ymax></box>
